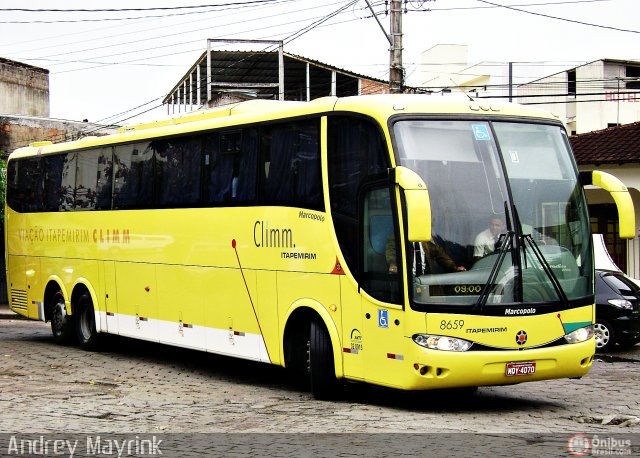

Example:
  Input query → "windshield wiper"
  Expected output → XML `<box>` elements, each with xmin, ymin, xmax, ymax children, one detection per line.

<box><xmin>474</xmin><ymin>231</ymin><xmax>514</xmax><ymax>310</ymax></box>
<box><xmin>522</xmin><ymin>234</ymin><xmax>569</xmax><ymax>306</ymax></box>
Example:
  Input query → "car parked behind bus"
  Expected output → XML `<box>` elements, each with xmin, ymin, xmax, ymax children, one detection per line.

<box><xmin>595</xmin><ymin>269</ymin><xmax>640</xmax><ymax>351</ymax></box>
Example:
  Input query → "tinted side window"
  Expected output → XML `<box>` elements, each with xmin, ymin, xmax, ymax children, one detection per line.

<box><xmin>328</xmin><ymin>116</ymin><xmax>388</xmax><ymax>217</ymax></box>
<box><xmin>262</xmin><ymin>120</ymin><xmax>322</xmax><ymax>209</ymax></box>
<box><xmin>113</xmin><ymin>142</ymin><xmax>154</xmax><ymax>209</ymax></box>
<box><xmin>203</xmin><ymin>129</ymin><xmax>259</xmax><ymax>205</ymax></box>
<box><xmin>155</xmin><ymin>137</ymin><xmax>201</xmax><ymax>207</ymax></box>
<box><xmin>75</xmin><ymin>150</ymin><xmax>102</xmax><ymax>210</ymax></box>
<box><xmin>43</xmin><ymin>154</ymin><xmax>76</xmax><ymax>212</ymax></box>
<box><xmin>204</xmin><ymin>131</ymin><xmax>231</xmax><ymax>203</ymax></box>
<box><xmin>6</xmin><ymin>160</ymin><xmax>20</xmax><ymax>211</ymax></box>
<box><xmin>236</xmin><ymin>129</ymin><xmax>259</xmax><ymax>202</ymax></box>
<box><xmin>327</xmin><ymin>116</ymin><xmax>390</xmax><ymax>277</ymax></box>
<box><xmin>19</xmin><ymin>158</ymin><xmax>44</xmax><ymax>212</ymax></box>
<box><xmin>95</xmin><ymin>148</ymin><xmax>113</xmax><ymax>210</ymax></box>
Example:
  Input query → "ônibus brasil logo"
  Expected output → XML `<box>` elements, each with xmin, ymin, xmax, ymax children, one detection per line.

<box><xmin>567</xmin><ymin>433</ymin><xmax>591</xmax><ymax>456</ymax></box>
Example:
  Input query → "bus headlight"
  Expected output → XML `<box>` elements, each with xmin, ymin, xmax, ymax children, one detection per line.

<box><xmin>564</xmin><ymin>325</ymin><xmax>594</xmax><ymax>344</ymax></box>
<box><xmin>413</xmin><ymin>334</ymin><xmax>473</xmax><ymax>352</ymax></box>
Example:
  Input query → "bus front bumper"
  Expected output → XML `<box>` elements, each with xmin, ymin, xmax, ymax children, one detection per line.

<box><xmin>401</xmin><ymin>338</ymin><xmax>595</xmax><ymax>390</ymax></box>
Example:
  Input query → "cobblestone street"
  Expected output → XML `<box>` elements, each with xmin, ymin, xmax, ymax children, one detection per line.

<box><xmin>1</xmin><ymin>309</ymin><xmax>639</xmax><ymax>456</ymax></box>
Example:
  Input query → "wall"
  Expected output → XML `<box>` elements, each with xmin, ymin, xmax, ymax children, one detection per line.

<box><xmin>579</xmin><ymin>164</ymin><xmax>640</xmax><ymax>279</ymax></box>
<box><xmin>518</xmin><ymin>61</ymin><xmax>640</xmax><ymax>134</ymax></box>
<box><xmin>0</xmin><ymin>58</ymin><xmax>49</xmax><ymax>117</ymax></box>
<box><xmin>0</xmin><ymin>115</ymin><xmax>116</xmax><ymax>156</ymax></box>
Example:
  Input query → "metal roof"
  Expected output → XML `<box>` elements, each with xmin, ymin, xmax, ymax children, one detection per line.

<box><xmin>163</xmin><ymin>50</ymin><xmax>388</xmax><ymax>105</ymax></box>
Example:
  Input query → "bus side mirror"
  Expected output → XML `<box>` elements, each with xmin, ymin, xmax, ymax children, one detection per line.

<box><xmin>582</xmin><ymin>170</ymin><xmax>636</xmax><ymax>239</ymax></box>
<box><xmin>394</xmin><ymin>166</ymin><xmax>432</xmax><ymax>242</ymax></box>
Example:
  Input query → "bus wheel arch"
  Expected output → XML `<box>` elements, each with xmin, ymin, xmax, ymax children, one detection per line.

<box><xmin>282</xmin><ymin>304</ymin><xmax>343</xmax><ymax>399</ymax></box>
<box><xmin>44</xmin><ymin>280</ymin><xmax>75</xmax><ymax>345</ymax></box>
<box><xmin>71</xmin><ymin>282</ymin><xmax>102</xmax><ymax>351</ymax></box>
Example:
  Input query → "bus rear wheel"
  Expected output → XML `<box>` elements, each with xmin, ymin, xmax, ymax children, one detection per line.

<box><xmin>308</xmin><ymin>318</ymin><xmax>340</xmax><ymax>400</ymax></box>
<box><xmin>51</xmin><ymin>292</ymin><xmax>75</xmax><ymax>345</ymax></box>
<box><xmin>75</xmin><ymin>293</ymin><xmax>101</xmax><ymax>351</ymax></box>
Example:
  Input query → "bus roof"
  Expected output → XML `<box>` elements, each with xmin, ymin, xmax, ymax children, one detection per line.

<box><xmin>9</xmin><ymin>94</ymin><xmax>560</xmax><ymax>159</ymax></box>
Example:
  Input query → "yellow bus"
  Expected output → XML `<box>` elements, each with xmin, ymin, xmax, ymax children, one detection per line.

<box><xmin>4</xmin><ymin>95</ymin><xmax>635</xmax><ymax>399</ymax></box>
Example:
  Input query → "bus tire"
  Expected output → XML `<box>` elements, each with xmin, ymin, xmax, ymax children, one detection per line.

<box><xmin>51</xmin><ymin>292</ymin><xmax>75</xmax><ymax>345</ymax></box>
<box><xmin>308</xmin><ymin>318</ymin><xmax>339</xmax><ymax>400</ymax></box>
<box><xmin>75</xmin><ymin>293</ymin><xmax>101</xmax><ymax>351</ymax></box>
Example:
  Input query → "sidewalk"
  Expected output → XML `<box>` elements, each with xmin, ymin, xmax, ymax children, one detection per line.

<box><xmin>0</xmin><ymin>302</ymin><xmax>21</xmax><ymax>320</ymax></box>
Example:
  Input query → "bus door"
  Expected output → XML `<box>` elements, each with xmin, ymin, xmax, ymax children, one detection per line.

<box><xmin>358</xmin><ymin>184</ymin><xmax>407</xmax><ymax>387</ymax></box>
<box><xmin>340</xmin><ymin>276</ymin><xmax>364</xmax><ymax>381</ymax></box>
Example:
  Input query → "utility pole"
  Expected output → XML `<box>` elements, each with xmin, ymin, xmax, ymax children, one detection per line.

<box><xmin>364</xmin><ymin>0</ymin><xmax>404</xmax><ymax>93</ymax></box>
<box><xmin>389</xmin><ymin>0</ymin><xmax>403</xmax><ymax>93</ymax></box>
<box><xmin>508</xmin><ymin>62</ymin><xmax>513</xmax><ymax>102</ymax></box>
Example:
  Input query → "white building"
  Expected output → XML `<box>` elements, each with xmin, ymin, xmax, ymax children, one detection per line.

<box><xmin>419</xmin><ymin>44</ymin><xmax>501</xmax><ymax>99</ymax></box>
<box><xmin>518</xmin><ymin>59</ymin><xmax>640</xmax><ymax>135</ymax></box>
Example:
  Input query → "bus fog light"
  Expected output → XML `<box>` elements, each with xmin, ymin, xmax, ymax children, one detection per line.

<box><xmin>413</xmin><ymin>334</ymin><xmax>472</xmax><ymax>352</ymax></box>
<box><xmin>564</xmin><ymin>325</ymin><xmax>594</xmax><ymax>344</ymax></box>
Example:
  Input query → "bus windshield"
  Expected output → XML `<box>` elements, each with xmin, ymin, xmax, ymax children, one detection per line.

<box><xmin>393</xmin><ymin>119</ymin><xmax>592</xmax><ymax>308</ymax></box>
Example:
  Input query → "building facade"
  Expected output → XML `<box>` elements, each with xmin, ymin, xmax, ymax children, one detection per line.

<box><xmin>519</xmin><ymin>59</ymin><xmax>640</xmax><ymax>135</ymax></box>
<box><xmin>0</xmin><ymin>57</ymin><xmax>49</xmax><ymax>118</ymax></box>
<box><xmin>0</xmin><ymin>115</ymin><xmax>115</xmax><ymax>156</ymax></box>
<box><xmin>570</xmin><ymin>122</ymin><xmax>640</xmax><ymax>277</ymax></box>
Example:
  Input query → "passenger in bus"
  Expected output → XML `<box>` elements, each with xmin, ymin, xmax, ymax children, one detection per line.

<box><xmin>385</xmin><ymin>237</ymin><xmax>466</xmax><ymax>275</ymax></box>
<box><xmin>473</xmin><ymin>216</ymin><xmax>505</xmax><ymax>261</ymax></box>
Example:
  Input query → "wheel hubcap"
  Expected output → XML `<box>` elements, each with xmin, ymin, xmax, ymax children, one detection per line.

<box><xmin>53</xmin><ymin>302</ymin><xmax>66</xmax><ymax>332</ymax></box>
<box><xmin>594</xmin><ymin>323</ymin><xmax>610</xmax><ymax>348</ymax></box>
<box><xmin>79</xmin><ymin>309</ymin><xmax>92</xmax><ymax>340</ymax></box>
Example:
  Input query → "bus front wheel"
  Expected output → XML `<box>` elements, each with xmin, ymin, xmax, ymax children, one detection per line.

<box><xmin>51</xmin><ymin>292</ymin><xmax>75</xmax><ymax>345</ymax></box>
<box><xmin>308</xmin><ymin>318</ymin><xmax>340</xmax><ymax>400</ymax></box>
<box><xmin>75</xmin><ymin>293</ymin><xmax>101</xmax><ymax>351</ymax></box>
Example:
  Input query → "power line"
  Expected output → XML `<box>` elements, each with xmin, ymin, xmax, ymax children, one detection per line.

<box><xmin>78</xmin><ymin>1</ymin><xmax>362</xmax><ymax>128</ymax></box>
<box><xmin>405</xmin><ymin>0</ymin><xmax>612</xmax><ymax>12</ymax></box>
<box><xmin>2</xmin><ymin>0</ymin><xmax>300</xmax><ymax>57</ymax></box>
<box><xmin>14</xmin><ymin>1</ymin><xmax>347</xmax><ymax>65</ymax></box>
<box><xmin>0</xmin><ymin>1</ymin><xmax>280</xmax><ymax>13</ymax></box>
<box><xmin>475</xmin><ymin>0</ymin><xmax>640</xmax><ymax>34</ymax></box>
<box><xmin>0</xmin><ymin>1</ymin><xmax>292</xmax><ymax>25</ymax></box>
<box><xmin>280</xmin><ymin>1</ymin><xmax>359</xmax><ymax>45</ymax></box>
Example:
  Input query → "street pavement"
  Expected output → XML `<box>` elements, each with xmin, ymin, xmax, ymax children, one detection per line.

<box><xmin>1</xmin><ymin>304</ymin><xmax>639</xmax><ymax>456</ymax></box>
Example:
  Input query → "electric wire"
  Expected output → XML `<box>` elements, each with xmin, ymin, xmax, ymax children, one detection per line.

<box><xmin>475</xmin><ymin>0</ymin><xmax>639</xmax><ymax>34</ymax></box>
<box><xmin>2</xmin><ymin>0</ymin><xmax>634</xmax><ymax>142</ymax></box>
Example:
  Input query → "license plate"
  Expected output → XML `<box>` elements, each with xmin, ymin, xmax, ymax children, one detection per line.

<box><xmin>505</xmin><ymin>361</ymin><xmax>536</xmax><ymax>376</ymax></box>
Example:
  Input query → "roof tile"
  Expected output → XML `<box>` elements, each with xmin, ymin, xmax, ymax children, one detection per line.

<box><xmin>570</xmin><ymin>121</ymin><xmax>640</xmax><ymax>164</ymax></box>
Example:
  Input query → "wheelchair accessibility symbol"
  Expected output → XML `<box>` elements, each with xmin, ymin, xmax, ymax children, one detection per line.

<box><xmin>472</xmin><ymin>124</ymin><xmax>491</xmax><ymax>141</ymax></box>
<box><xmin>378</xmin><ymin>309</ymin><xmax>389</xmax><ymax>328</ymax></box>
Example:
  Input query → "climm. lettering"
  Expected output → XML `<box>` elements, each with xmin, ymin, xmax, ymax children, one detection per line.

<box><xmin>92</xmin><ymin>228</ymin><xmax>131</xmax><ymax>244</ymax></box>
<box><xmin>254</xmin><ymin>220</ymin><xmax>294</xmax><ymax>248</ymax></box>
